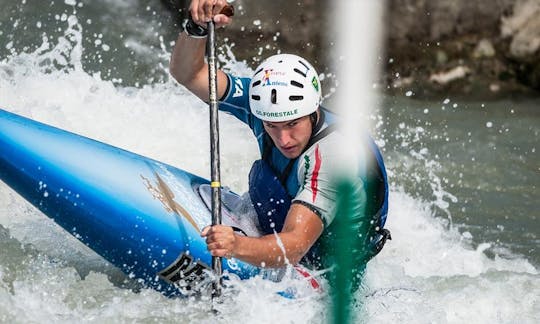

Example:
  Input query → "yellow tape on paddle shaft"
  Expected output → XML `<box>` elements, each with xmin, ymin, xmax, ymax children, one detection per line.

<box><xmin>210</xmin><ymin>181</ymin><xmax>221</xmax><ymax>188</ymax></box>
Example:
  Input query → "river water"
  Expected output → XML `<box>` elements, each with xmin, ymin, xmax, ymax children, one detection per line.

<box><xmin>0</xmin><ymin>0</ymin><xmax>538</xmax><ymax>323</ymax></box>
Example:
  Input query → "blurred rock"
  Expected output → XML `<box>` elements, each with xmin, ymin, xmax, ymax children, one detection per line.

<box><xmin>386</xmin><ymin>0</ymin><xmax>513</xmax><ymax>46</ymax></box>
<box><xmin>430</xmin><ymin>66</ymin><xmax>470</xmax><ymax>85</ymax></box>
<box><xmin>501</xmin><ymin>0</ymin><xmax>540</xmax><ymax>91</ymax></box>
<box><xmin>490</xmin><ymin>83</ymin><xmax>501</xmax><ymax>92</ymax></box>
<box><xmin>501</xmin><ymin>0</ymin><xmax>540</xmax><ymax>60</ymax></box>
<box><xmin>384</xmin><ymin>0</ymin><xmax>539</xmax><ymax>98</ymax></box>
<box><xmin>436</xmin><ymin>50</ymin><xmax>449</xmax><ymax>65</ymax></box>
<box><xmin>162</xmin><ymin>0</ymin><xmax>540</xmax><ymax>99</ymax></box>
<box><xmin>473</xmin><ymin>39</ymin><xmax>496</xmax><ymax>59</ymax></box>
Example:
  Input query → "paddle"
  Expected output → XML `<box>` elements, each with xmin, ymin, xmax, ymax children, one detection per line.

<box><xmin>206</xmin><ymin>3</ymin><xmax>234</xmax><ymax>299</ymax></box>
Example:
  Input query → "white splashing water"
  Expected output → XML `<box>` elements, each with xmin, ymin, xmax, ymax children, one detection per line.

<box><xmin>0</xmin><ymin>12</ymin><xmax>538</xmax><ymax>324</ymax></box>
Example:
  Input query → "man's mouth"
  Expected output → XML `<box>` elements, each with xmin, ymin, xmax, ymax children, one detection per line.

<box><xmin>280</xmin><ymin>145</ymin><xmax>296</xmax><ymax>153</ymax></box>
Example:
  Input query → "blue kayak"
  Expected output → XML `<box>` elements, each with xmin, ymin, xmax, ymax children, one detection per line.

<box><xmin>0</xmin><ymin>108</ymin><xmax>319</xmax><ymax>296</ymax></box>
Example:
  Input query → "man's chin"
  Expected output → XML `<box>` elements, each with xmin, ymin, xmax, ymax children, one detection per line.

<box><xmin>279</xmin><ymin>148</ymin><xmax>300</xmax><ymax>159</ymax></box>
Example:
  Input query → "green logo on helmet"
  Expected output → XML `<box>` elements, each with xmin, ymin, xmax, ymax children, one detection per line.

<box><xmin>311</xmin><ymin>76</ymin><xmax>319</xmax><ymax>92</ymax></box>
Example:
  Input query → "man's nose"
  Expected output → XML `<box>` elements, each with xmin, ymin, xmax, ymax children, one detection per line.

<box><xmin>276</xmin><ymin>130</ymin><xmax>292</xmax><ymax>145</ymax></box>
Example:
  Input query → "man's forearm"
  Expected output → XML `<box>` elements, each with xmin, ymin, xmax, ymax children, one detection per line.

<box><xmin>169</xmin><ymin>32</ymin><xmax>209</xmax><ymax>99</ymax></box>
<box><xmin>233</xmin><ymin>232</ymin><xmax>312</xmax><ymax>268</ymax></box>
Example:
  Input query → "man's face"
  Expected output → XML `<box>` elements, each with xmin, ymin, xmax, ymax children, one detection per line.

<box><xmin>263</xmin><ymin>115</ymin><xmax>313</xmax><ymax>159</ymax></box>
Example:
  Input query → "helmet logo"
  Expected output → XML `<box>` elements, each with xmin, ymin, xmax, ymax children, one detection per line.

<box><xmin>311</xmin><ymin>76</ymin><xmax>319</xmax><ymax>92</ymax></box>
<box><xmin>262</xmin><ymin>69</ymin><xmax>287</xmax><ymax>87</ymax></box>
<box><xmin>255</xmin><ymin>109</ymin><xmax>298</xmax><ymax>119</ymax></box>
<box><xmin>262</xmin><ymin>69</ymin><xmax>272</xmax><ymax>85</ymax></box>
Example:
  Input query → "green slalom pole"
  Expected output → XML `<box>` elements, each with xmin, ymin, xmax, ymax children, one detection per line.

<box><xmin>330</xmin><ymin>178</ymin><xmax>373</xmax><ymax>324</ymax></box>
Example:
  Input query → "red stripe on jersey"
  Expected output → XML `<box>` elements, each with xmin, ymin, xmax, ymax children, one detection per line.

<box><xmin>311</xmin><ymin>144</ymin><xmax>322</xmax><ymax>202</ymax></box>
<box><xmin>293</xmin><ymin>265</ymin><xmax>321</xmax><ymax>291</ymax></box>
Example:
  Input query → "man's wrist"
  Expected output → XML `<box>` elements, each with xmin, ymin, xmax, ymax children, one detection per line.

<box><xmin>184</xmin><ymin>17</ymin><xmax>208</xmax><ymax>38</ymax></box>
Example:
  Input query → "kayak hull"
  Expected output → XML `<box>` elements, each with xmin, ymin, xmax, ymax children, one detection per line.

<box><xmin>0</xmin><ymin>108</ymin><xmax>260</xmax><ymax>295</ymax></box>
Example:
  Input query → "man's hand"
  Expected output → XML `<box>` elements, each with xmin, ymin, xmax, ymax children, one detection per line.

<box><xmin>169</xmin><ymin>0</ymin><xmax>232</xmax><ymax>103</ymax></box>
<box><xmin>201</xmin><ymin>225</ymin><xmax>237</xmax><ymax>258</ymax></box>
<box><xmin>189</xmin><ymin>0</ymin><xmax>233</xmax><ymax>28</ymax></box>
<box><xmin>200</xmin><ymin>203</ymin><xmax>323</xmax><ymax>268</ymax></box>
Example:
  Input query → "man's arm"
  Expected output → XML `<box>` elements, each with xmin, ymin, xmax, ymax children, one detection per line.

<box><xmin>202</xmin><ymin>203</ymin><xmax>324</xmax><ymax>267</ymax></box>
<box><xmin>169</xmin><ymin>0</ymin><xmax>231</xmax><ymax>101</ymax></box>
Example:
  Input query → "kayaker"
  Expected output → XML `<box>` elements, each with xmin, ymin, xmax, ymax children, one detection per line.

<box><xmin>170</xmin><ymin>0</ymin><xmax>390</xmax><ymax>277</ymax></box>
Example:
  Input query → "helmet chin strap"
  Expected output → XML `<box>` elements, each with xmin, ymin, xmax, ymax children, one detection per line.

<box><xmin>309</xmin><ymin>108</ymin><xmax>321</xmax><ymax>136</ymax></box>
<box><xmin>310</xmin><ymin>111</ymin><xmax>318</xmax><ymax>126</ymax></box>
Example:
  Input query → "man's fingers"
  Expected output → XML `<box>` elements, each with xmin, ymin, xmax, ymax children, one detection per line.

<box><xmin>201</xmin><ymin>225</ymin><xmax>212</xmax><ymax>237</ymax></box>
<box><xmin>189</xmin><ymin>0</ymin><xmax>199</xmax><ymax>22</ymax></box>
<box><xmin>207</xmin><ymin>241</ymin><xmax>225</xmax><ymax>250</ymax></box>
<box><xmin>202</xmin><ymin>0</ymin><xmax>215</xmax><ymax>22</ymax></box>
<box><xmin>204</xmin><ymin>225</ymin><xmax>236</xmax><ymax>257</ymax></box>
<box><xmin>213</xmin><ymin>14</ymin><xmax>231</xmax><ymax>27</ymax></box>
<box><xmin>209</xmin><ymin>248</ymin><xmax>229</xmax><ymax>257</ymax></box>
<box><xmin>189</xmin><ymin>0</ymin><xmax>210</xmax><ymax>24</ymax></box>
<box><xmin>211</xmin><ymin>0</ymin><xmax>225</xmax><ymax>16</ymax></box>
<box><xmin>202</xmin><ymin>225</ymin><xmax>233</xmax><ymax>238</ymax></box>
<box><xmin>212</xmin><ymin>0</ymin><xmax>234</xmax><ymax>17</ymax></box>
<box><xmin>189</xmin><ymin>0</ymin><xmax>233</xmax><ymax>26</ymax></box>
<box><xmin>214</xmin><ymin>3</ymin><xmax>234</xmax><ymax>27</ymax></box>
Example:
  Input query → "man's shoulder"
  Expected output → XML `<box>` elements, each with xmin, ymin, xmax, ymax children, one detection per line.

<box><xmin>303</xmin><ymin>125</ymin><xmax>343</xmax><ymax>156</ymax></box>
<box><xmin>296</xmin><ymin>130</ymin><xmax>342</xmax><ymax>178</ymax></box>
<box><xmin>222</xmin><ymin>73</ymin><xmax>251</xmax><ymax>101</ymax></box>
<box><xmin>299</xmin><ymin>126</ymin><xmax>375</xmax><ymax>176</ymax></box>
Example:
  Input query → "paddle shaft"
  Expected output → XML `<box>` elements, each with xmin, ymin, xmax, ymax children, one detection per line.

<box><xmin>207</xmin><ymin>19</ymin><xmax>223</xmax><ymax>298</ymax></box>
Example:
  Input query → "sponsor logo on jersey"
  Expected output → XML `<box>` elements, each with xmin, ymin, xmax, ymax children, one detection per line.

<box><xmin>302</xmin><ymin>155</ymin><xmax>310</xmax><ymax>190</ymax></box>
<box><xmin>232</xmin><ymin>77</ymin><xmax>244</xmax><ymax>97</ymax></box>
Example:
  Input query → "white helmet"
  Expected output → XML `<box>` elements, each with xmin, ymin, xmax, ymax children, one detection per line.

<box><xmin>249</xmin><ymin>54</ymin><xmax>322</xmax><ymax>122</ymax></box>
